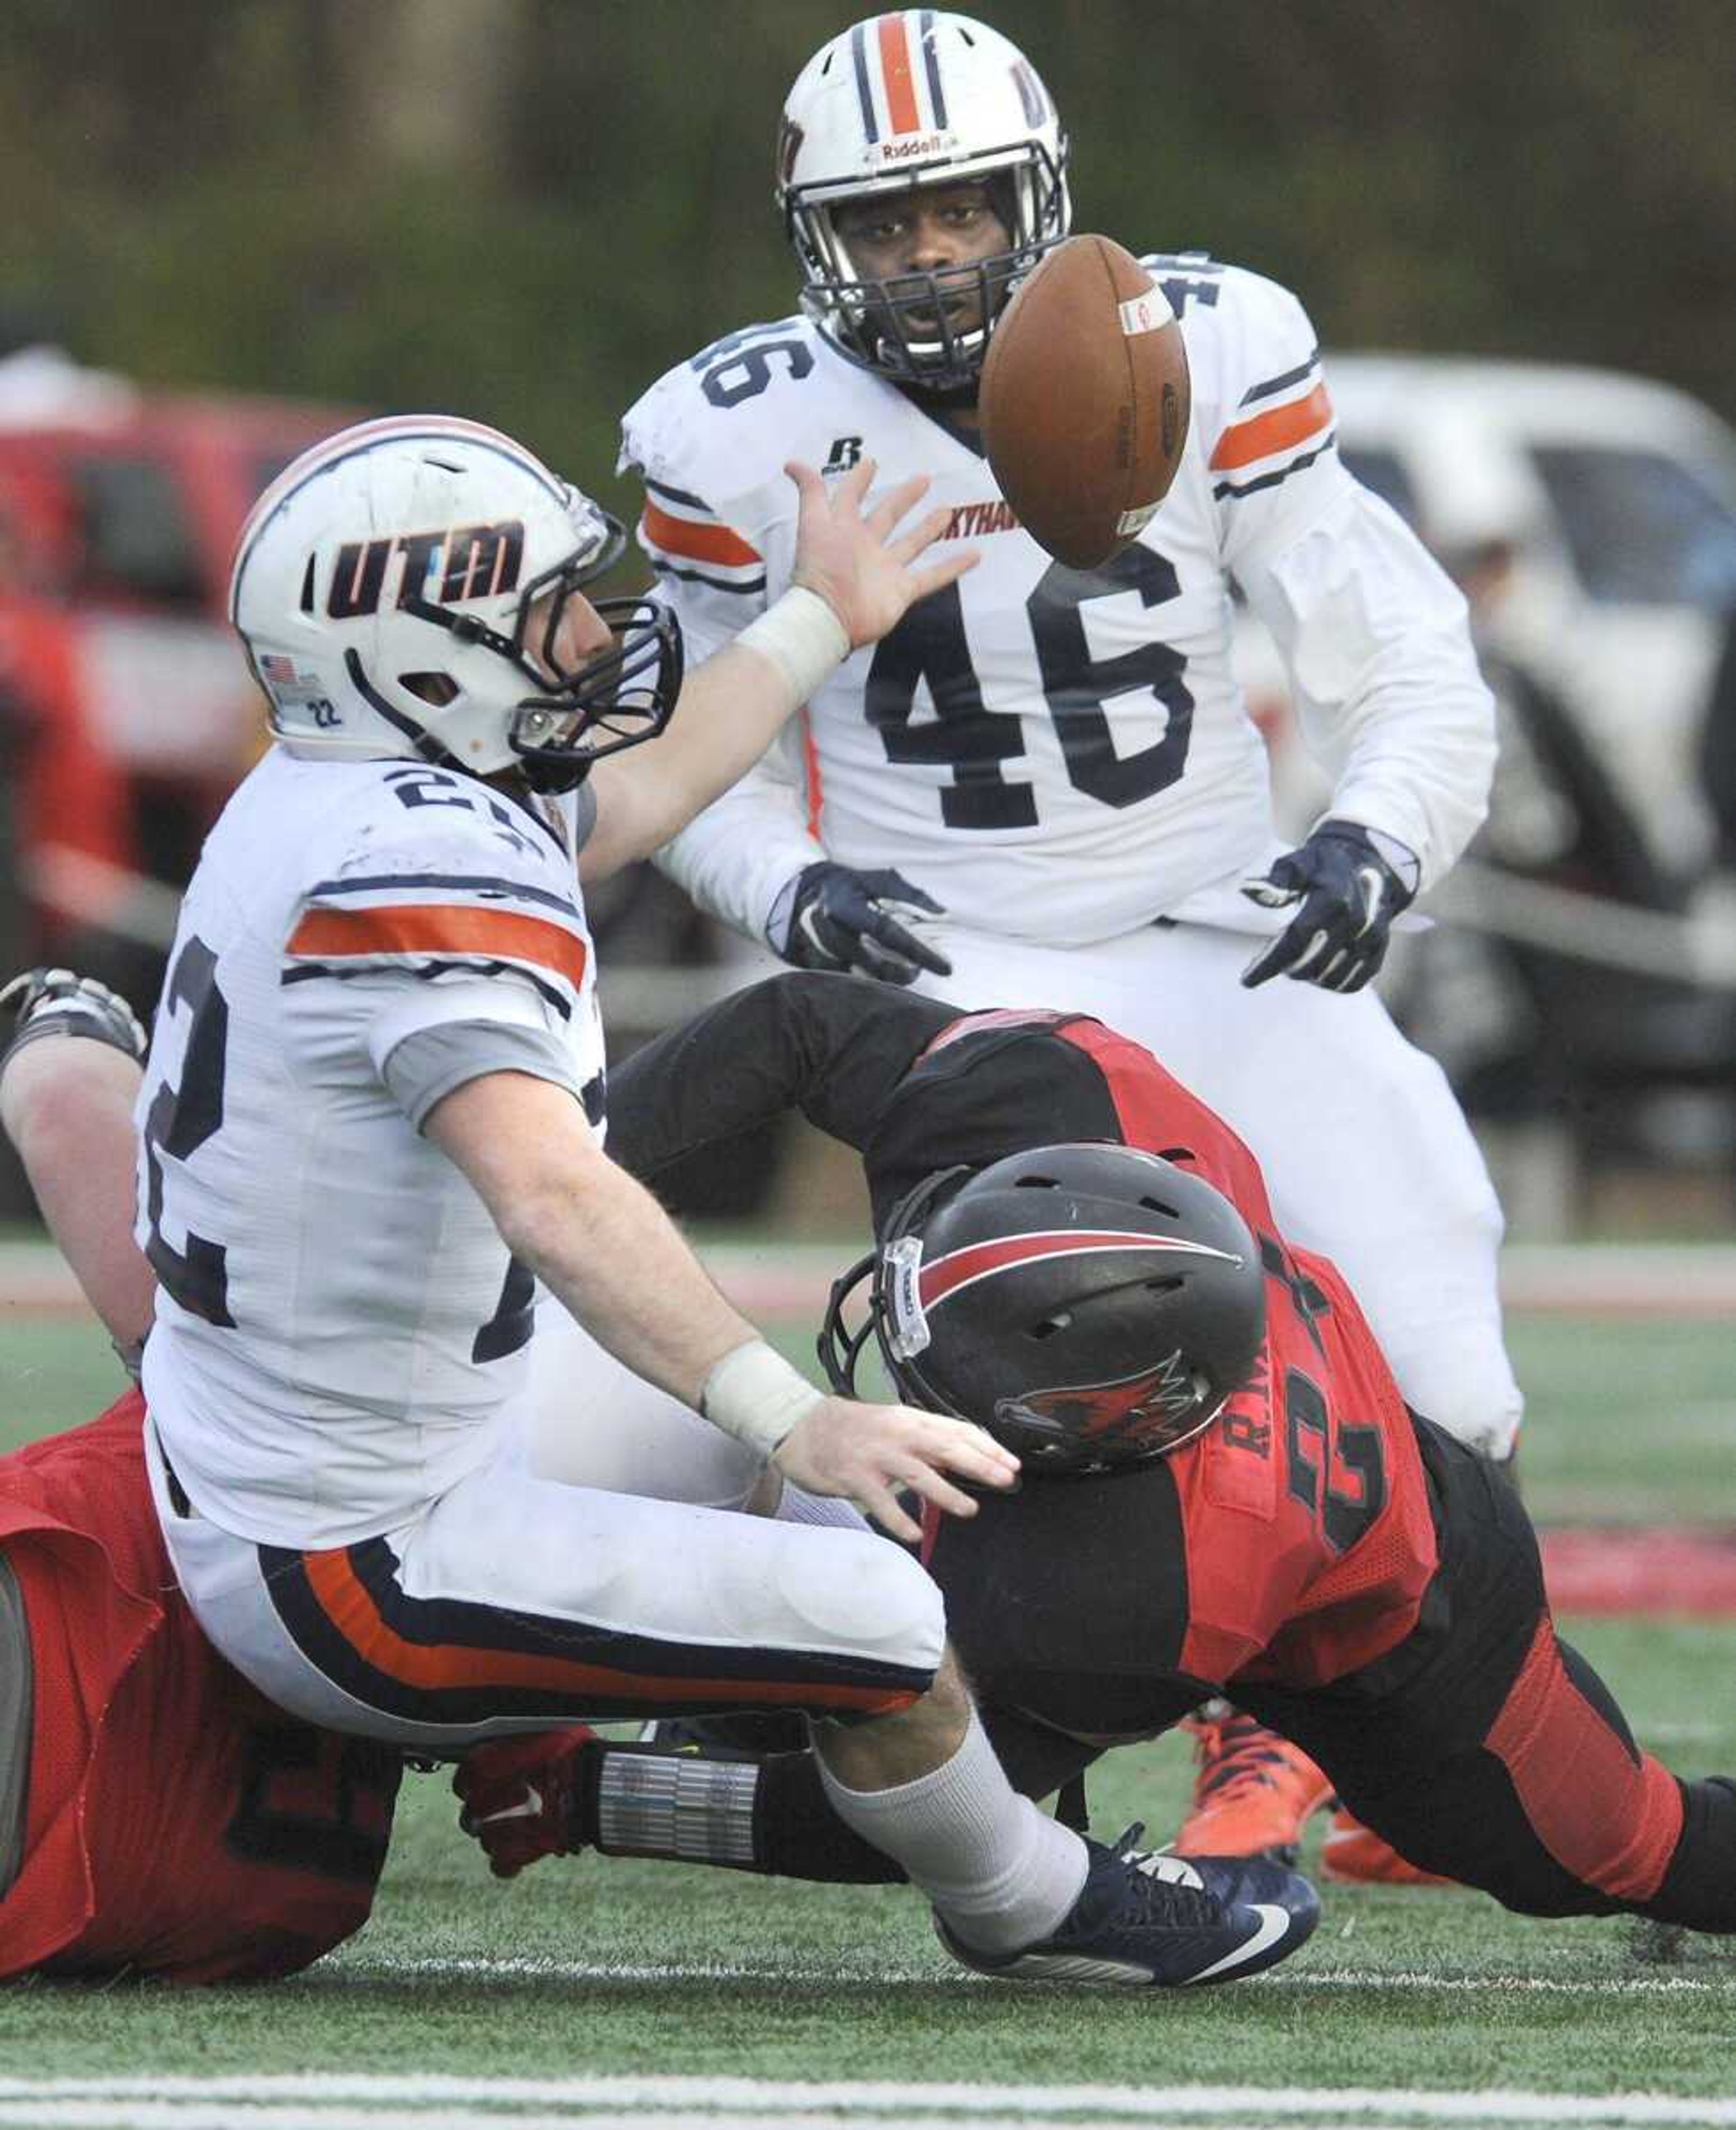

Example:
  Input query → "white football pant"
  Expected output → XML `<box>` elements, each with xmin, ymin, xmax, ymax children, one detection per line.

<box><xmin>913</xmin><ymin>918</ymin><xmax>1522</xmax><ymax>1460</ymax></box>
<box><xmin>143</xmin><ymin>1408</ymin><xmax>940</xmax><ymax>1754</ymax></box>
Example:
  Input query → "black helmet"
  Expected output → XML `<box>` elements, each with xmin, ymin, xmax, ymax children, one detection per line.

<box><xmin>821</xmin><ymin>1142</ymin><xmax>1266</xmax><ymax>1475</ymax></box>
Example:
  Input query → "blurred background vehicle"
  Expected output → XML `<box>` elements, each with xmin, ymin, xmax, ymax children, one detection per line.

<box><xmin>1244</xmin><ymin>356</ymin><xmax>1736</xmax><ymax>1228</ymax></box>
<box><xmin>0</xmin><ymin>371</ymin><xmax>354</xmax><ymax>990</ymax></box>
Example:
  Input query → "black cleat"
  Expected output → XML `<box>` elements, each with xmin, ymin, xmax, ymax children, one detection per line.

<box><xmin>937</xmin><ymin>1824</ymin><xmax>1320</xmax><ymax>1988</ymax></box>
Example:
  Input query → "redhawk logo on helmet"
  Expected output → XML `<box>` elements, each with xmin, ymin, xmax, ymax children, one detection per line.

<box><xmin>996</xmin><ymin>1349</ymin><xmax>1203</xmax><ymax>1468</ymax></box>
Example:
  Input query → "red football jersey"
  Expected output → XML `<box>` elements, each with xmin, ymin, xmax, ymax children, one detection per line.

<box><xmin>0</xmin><ymin>1389</ymin><xmax>400</xmax><ymax>1984</ymax></box>
<box><xmin>1030</xmin><ymin>1019</ymin><xmax>1441</xmax><ymax>1689</ymax></box>
<box><xmin>910</xmin><ymin>1014</ymin><xmax>1444</xmax><ymax>1701</ymax></box>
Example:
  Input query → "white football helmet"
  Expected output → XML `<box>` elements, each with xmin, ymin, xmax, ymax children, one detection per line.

<box><xmin>229</xmin><ymin>415</ymin><xmax>682</xmax><ymax>793</ymax></box>
<box><xmin>778</xmin><ymin>11</ymin><xmax>1070</xmax><ymax>391</ymax></box>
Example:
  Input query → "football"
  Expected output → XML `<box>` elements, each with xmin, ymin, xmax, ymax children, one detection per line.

<box><xmin>980</xmin><ymin>235</ymin><xmax>1191</xmax><ymax>571</ymax></box>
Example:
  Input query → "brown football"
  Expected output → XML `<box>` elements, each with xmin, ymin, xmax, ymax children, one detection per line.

<box><xmin>980</xmin><ymin>234</ymin><xmax>1191</xmax><ymax>571</ymax></box>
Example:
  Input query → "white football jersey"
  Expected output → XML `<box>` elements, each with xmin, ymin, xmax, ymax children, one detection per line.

<box><xmin>137</xmin><ymin>747</ymin><xmax>604</xmax><ymax>1549</ymax></box>
<box><xmin>622</xmin><ymin>256</ymin><xmax>1495</xmax><ymax>949</ymax></box>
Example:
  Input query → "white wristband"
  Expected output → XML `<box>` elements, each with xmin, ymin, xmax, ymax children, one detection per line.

<box><xmin>735</xmin><ymin>586</ymin><xmax>851</xmax><ymax>704</ymax></box>
<box><xmin>699</xmin><ymin>1338</ymin><xmax>826</xmax><ymax>1460</ymax></box>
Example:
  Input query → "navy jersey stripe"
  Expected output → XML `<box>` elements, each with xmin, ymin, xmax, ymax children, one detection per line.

<box><xmin>306</xmin><ymin>872</ymin><xmax>581</xmax><ymax>919</ymax></box>
<box><xmin>649</xmin><ymin>559</ymin><xmax>769</xmax><ymax>596</ymax></box>
<box><xmin>1211</xmin><ymin>433</ymin><xmax>1337</xmax><ymax>502</ymax></box>
<box><xmin>1239</xmin><ymin>352</ymin><xmax>1321</xmax><ymax>408</ymax></box>
<box><xmin>280</xmin><ymin>958</ymin><xmax>575</xmax><ymax>1018</ymax></box>
<box><xmin>643</xmin><ymin>474</ymin><xmax>717</xmax><ymax>513</ymax></box>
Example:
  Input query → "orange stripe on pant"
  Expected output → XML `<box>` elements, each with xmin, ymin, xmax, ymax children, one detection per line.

<box><xmin>301</xmin><ymin>1546</ymin><xmax>917</xmax><ymax>1716</ymax></box>
<box><xmin>1210</xmin><ymin>382</ymin><xmax>1333</xmax><ymax>472</ymax></box>
<box><xmin>639</xmin><ymin>500</ymin><xmax>762</xmax><ymax>570</ymax></box>
<box><xmin>288</xmin><ymin>903</ymin><xmax>587</xmax><ymax>990</ymax></box>
<box><xmin>1486</xmin><ymin>1613</ymin><xmax>1684</xmax><ymax>1903</ymax></box>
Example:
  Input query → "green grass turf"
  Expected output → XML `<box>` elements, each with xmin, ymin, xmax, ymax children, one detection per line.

<box><xmin>0</xmin><ymin>1296</ymin><xmax>1732</xmax><ymax>2109</ymax></box>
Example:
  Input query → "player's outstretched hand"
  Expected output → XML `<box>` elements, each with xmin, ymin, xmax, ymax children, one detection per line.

<box><xmin>773</xmin><ymin>1395</ymin><xmax>1019</xmax><ymax>1544</ymax></box>
<box><xmin>787</xmin><ymin>457</ymin><xmax>977</xmax><ymax>650</ymax></box>
<box><xmin>780</xmin><ymin>861</ymin><xmax>953</xmax><ymax>983</ymax></box>
<box><xmin>453</xmin><ymin>1726</ymin><xmax>599</xmax><ymax>1880</ymax></box>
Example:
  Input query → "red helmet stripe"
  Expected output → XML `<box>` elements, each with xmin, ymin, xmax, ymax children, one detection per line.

<box><xmin>876</xmin><ymin>13</ymin><xmax>923</xmax><ymax>135</ymax></box>
<box><xmin>918</xmin><ymin>1230</ymin><xmax>1232</xmax><ymax>1311</ymax></box>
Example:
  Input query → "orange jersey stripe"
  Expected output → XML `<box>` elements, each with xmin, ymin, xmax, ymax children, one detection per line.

<box><xmin>288</xmin><ymin>903</ymin><xmax>587</xmax><ymax>989</ymax></box>
<box><xmin>640</xmin><ymin>499</ymin><xmax>762</xmax><ymax>570</ymax></box>
<box><xmin>801</xmin><ymin>706</ymin><xmax>825</xmax><ymax>839</ymax></box>
<box><xmin>302</xmin><ymin>1548</ymin><xmax>915</xmax><ymax>1715</ymax></box>
<box><xmin>877</xmin><ymin>12</ymin><xmax>921</xmax><ymax>134</ymax></box>
<box><xmin>1209</xmin><ymin>381</ymin><xmax>1334</xmax><ymax>472</ymax></box>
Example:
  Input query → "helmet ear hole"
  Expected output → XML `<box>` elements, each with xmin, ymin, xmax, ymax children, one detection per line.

<box><xmin>1030</xmin><ymin>1313</ymin><xmax>1071</xmax><ymax>1339</ymax></box>
<box><xmin>400</xmin><ymin>672</ymin><xmax>459</xmax><ymax>706</ymax></box>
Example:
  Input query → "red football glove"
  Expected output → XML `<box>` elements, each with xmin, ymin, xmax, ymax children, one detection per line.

<box><xmin>453</xmin><ymin>1726</ymin><xmax>598</xmax><ymax>1880</ymax></box>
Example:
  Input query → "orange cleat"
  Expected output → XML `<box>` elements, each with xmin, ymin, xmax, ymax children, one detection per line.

<box><xmin>1320</xmin><ymin>1806</ymin><xmax>1456</xmax><ymax>1886</ymax></box>
<box><xmin>1171</xmin><ymin>1709</ymin><xmax>1334</xmax><ymax>1866</ymax></box>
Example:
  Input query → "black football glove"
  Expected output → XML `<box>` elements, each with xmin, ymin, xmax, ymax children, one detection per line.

<box><xmin>1240</xmin><ymin>821</ymin><xmax>1420</xmax><ymax>994</ymax></box>
<box><xmin>0</xmin><ymin>967</ymin><xmax>149</xmax><ymax>1074</ymax></box>
<box><xmin>775</xmin><ymin>862</ymin><xmax>952</xmax><ymax>985</ymax></box>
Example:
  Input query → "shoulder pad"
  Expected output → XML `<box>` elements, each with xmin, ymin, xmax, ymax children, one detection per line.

<box><xmin>1140</xmin><ymin>256</ymin><xmax>1330</xmax><ymax>495</ymax></box>
<box><xmin>286</xmin><ymin>771</ymin><xmax>588</xmax><ymax>1007</ymax></box>
<box><xmin>620</xmin><ymin>316</ymin><xmax>830</xmax><ymax>530</ymax></box>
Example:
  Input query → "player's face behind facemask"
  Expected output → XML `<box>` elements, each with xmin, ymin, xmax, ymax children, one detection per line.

<box><xmin>828</xmin><ymin>178</ymin><xmax>1016</xmax><ymax>391</ymax></box>
<box><xmin>230</xmin><ymin>415</ymin><xmax>684</xmax><ymax>796</ymax></box>
<box><xmin>820</xmin><ymin>1144</ymin><xmax>1268</xmax><ymax>1477</ymax></box>
<box><xmin>778</xmin><ymin>10</ymin><xmax>1071</xmax><ymax>396</ymax></box>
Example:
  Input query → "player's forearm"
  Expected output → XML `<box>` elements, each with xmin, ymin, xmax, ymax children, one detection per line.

<box><xmin>507</xmin><ymin>1162</ymin><xmax>757</xmax><ymax>1409</ymax></box>
<box><xmin>425</xmin><ymin>1072</ymin><xmax>761</xmax><ymax>1412</ymax></box>
<box><xmin>581</xmin><ymin>594</ymin><xmax>847</xmax><ymax>882</ymax></box>
<box><xmin>609</xmin><ymin>972</ymin><xmax>953</xmax><ymax>1187</ymax></box>
<box><xmin>0</xmin><ymin>1042</ymin><xmax>155</xmax><ymax>1352</ymax></box>
<box><xmin>1247</xmin><ymin>488</ymin><xmax>1497</xmax><ymax>890</ymax></box>
<box><xmin>654</xmin><ymin>768</ymin><xmax>823</xmax><ymax>943</ymax></box>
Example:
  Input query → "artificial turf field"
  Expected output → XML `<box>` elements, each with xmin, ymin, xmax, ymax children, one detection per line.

<box><xmin>0</xmin><ymin>1256</ymin><xmax>1733</xmax><ymax>2129</ymax></box>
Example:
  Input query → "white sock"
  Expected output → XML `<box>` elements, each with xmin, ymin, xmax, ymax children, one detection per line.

<box><xmin>774</xmin><ymin>1481</ymin><xmax>872</xmax><ymax>1533</ymax></box>
<box><xmin>817</xmin><ymin>1712</ymin><xmax>1089</xmax><ymax>1953</ymax></box>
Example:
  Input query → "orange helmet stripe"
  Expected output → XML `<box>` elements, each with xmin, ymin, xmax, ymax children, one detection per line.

<box><xmin>876</xmin><ymin>12</ymin><xmax>922</xmax><ymax>135</ymax></box>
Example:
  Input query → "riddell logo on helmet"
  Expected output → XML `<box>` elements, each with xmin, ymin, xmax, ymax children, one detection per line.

<box><xmin>327</xmin><ymin>521</ymin><xmax>525</xmax><ymax>621</ymax></box>
<box><xmin>873</xmin><ymin>132</ymin><xmax>951</xmax><ymax>165</ymax></box>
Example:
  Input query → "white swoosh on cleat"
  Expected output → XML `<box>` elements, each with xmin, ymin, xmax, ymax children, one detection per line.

<box><xmin>1185</xmin><ymin>1904</ymin><xmax>1295</xmax><ymax>1984</ymax></box>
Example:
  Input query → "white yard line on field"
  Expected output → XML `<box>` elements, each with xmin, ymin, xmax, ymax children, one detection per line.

<box><xmin>330</xmin><ymin>1946</ymin><xmax>1728</xmax><ymax>1998</ymax></box>
<box><xmin>3</xmin><ymin>2076</ymin><xmax>1736</xmax><ymax>2130</ymax></box>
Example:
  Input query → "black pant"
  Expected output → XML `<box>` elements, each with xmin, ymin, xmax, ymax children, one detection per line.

<box><xmin>1236</xmin><ymin>1423</ymin><xmax>1735</xmax><ymax>1929</ymax></box>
